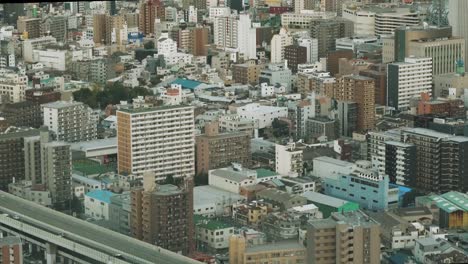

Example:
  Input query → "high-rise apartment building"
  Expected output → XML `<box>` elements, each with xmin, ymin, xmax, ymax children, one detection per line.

<box><xmin>232</xmin><ymin>61</ymin><xmax>262</xmax><ymax>85</ymax></box>
<box><xmin>387</xmin><ymin>57</ymin><xmax>432</xmax><ymax>111</ymax></box>
<box><xmin>42</xmin><ymin>101</ymin><xmax>98</xmax><ymax>143</ymax></box>
<box><xmin>237</xmin><ymin>13</ymin><xmax>257</xmax><ymax>60</ymax></box>
<box><xmin>295</xmin><ymin>0</ymin><xmax>314</xmax><ymax>14</ymax></box>
<box><xmin>41</xmin><ymin>141</ymin><xmax>72</xmax><ymax>209</ymax></box>
<box><xmin>298</xmin><ymin>37</ymin><xmax>318</xmax><ymax>63</ymax></box>
<box><xmin>0</xmin><ymin>69</ymin><xmax>27</xmax><ymax>103</ymax></box>
<box><xmin>275</xmin><ymin>142</ymin><xmax>303</xmax><ymax>177</ymax></box>
<box><xmin>440</xmin><ymin>137</ymin><xmax>468</xmax><ymax>193</ymax></box>
<box><xmin>189</xmin><ymin>27</ymin><xmax>209</xmax><ymax>56</ymax></box>
<box><xmin>139</xmin><ymin>0</ymin><xmax>159</xmax><ymax>36</ymax></box>
<box><xmin>336</xmin><ymin>100</ymin><xmax>358</xmax><ymax>137</ymax></box>
<box><xmin>196</xmin><ymin>122</ymin><xmax>251</xmax><ymax>176</ymax></box>
<box><xmin>307</xmin><ymin>211</ymin><xmax>381</xmax><ymax>264</ymax></box>
<box><xmin>0</xmin><ymin>237</ymin><xmax>23</xmax><ymax>264</ymax></box>
<box><xmin>384</xmin><ymin>141</ymin><xmax>416</xmax><ymax>186</ymax></box>
<box><xmin>335</xmin><ymin>75</ymin><xmax>375</xmax><ymax>132</ymax></box>
<box><xmin>0</xmin><ymin>101</ymin><xmax>42</xmax><ymax>129</ymax></box>
<box><xmin>93</xmin><ymin>14</ymin><xmax>128</xmax><ymax>47</ymax></box>
<box><xmin>270</xmin><ymin>28</ymin><xmax>293</xmax><ymax>63</ymax></box>
<box><xmin>359</xmin><ymin>63</ymin><xmax>387</xmax><ymax>106</ymax></box>
<box><xmin>214</xmin><ymin>15</ymin><xmax>238</xmax><ymax>49</ymax></box>
<box><xmin>41</xmin><ymin>16</ymin><xmax>68</xmax><ymax>43</ymax></box>
<box><xmin>131</xmin><ymin>174</ymin><xmax>194</xmax><ymax>255</ymax></box>
<box><xmin>449</xmin><ymin>0</ymin><xmax>468</xmax><ymax>67</ymax></box>
<box><xmin>117</xmin><ymin>105</ymin><xmax>195</xmax><ymax>179</ymax></box>
<box><xmin>17</xmin><ymin>16</ymin><xmax>41</xmax><ymax>39</ymax></box>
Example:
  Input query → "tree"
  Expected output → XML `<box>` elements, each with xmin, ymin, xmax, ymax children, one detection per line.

<box><xmin>272</xmin><ymin>119</ymin><xmax>289</xmax><ymax>138</ymax></box>
<box><xmin>144</xmin><ymin>40</ymin><xmax>155</xmax><ymax>50</ymax></box>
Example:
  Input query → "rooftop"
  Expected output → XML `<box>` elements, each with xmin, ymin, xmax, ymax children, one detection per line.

<box><xmin>194</xmin><ymin>215</ymin><xmax>234</xmax><ymax>231</ymax></box>
<box><xmin>194</xmin><ymin>185</ymin><xmax>244</xmax><ymax>206</ymax></box>
<box><xmin>210</xmin><ymin>169</ymin><xmax>253</xmax><ymax>183</ymax></box>
<box><xmin>302</xmin><ymin>191</ymin><xmax>356</xmax><ymax>208</ymax></box>
<box><xmin>430</xmin><ymin>191</ymin><xmax>468</xmax><ymax>213</ymax></box>
<box><xmin>170</xmin><ymin>78</ymin><xmax>203</xmax><ymax>90</ymax></box>
<box><xmin>245</xmin><ymin>240</ymin><xmax>304</xmax><ymax>254</ymax></box>
<box><xmin>70</xmin><ymin>138</ymin><xmax>117</xmax><ymax>152</ymax></box>
<box><xmin>85</xmin><ymin>190</ymin><xmax>115</xmax><ymax>204</ymax></box>
<box><xmin>72</xmin><ymin>159</ymin><xmax>115</xmax><ymax>176</ymax></box>
<box><xmin>42</xmin><ymin>100</ymin><xmax>83</xmax><ymax>109</ymax></box>
<box><xmin>403</xmin><ymin>127</ymin><xmax>453</xmax><ymax>139</ymax></box>
<box><xmin>255</xmin><ymin>168</ymin><xmax>279</xmax><ymax>178</ymax></box>
<box><xmin>117</xmin><ymin>104</ymin><xmax>191</xmax><ymax>114</ymax></box>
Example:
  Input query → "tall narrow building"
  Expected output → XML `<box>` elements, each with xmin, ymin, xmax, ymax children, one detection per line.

<box><xmin>131</xmin><ymin>173</ymin><xmax>194</xmax><ymax>255</ymax></box>
<box><xmin>139</xmin><ymin>0</ymin><xmax>159</xmax><ymax>36</ymax></box>
<box><xmin>270</xmin><ymin>27</ymin><xmax>293</xmax><ymax>63</ymax></box>
<box><xmin>449</xmin><ymin>0</ymin><xmax>468</xmax><ymax>65</ymax></box>
<box><xmin>237</xmin><ymin>13</ymin><xmax>257</xmax><ymax>60</ymax></box>
<box><xmin>117</xmin><ymin>105</ymin><xmax>195</xmax><ymax>180</ymax></box>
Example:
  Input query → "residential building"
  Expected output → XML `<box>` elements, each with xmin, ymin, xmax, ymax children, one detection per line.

<box><xmin>237</xmin><ymin>13</ymin><xmax>257</xmax><ymax>60</ymax></box>
<box><xmin>359</xmin><ymin>63</ymin><xmax>387</xmax><ymax>106</ymax></box>
<box><xmin>17</xmin><ymin>16</ymin><xmax>41</xmax><ymax>39</ymax></box>
<box><xmin>218</xmin><ymin>115</ymin><xmax>255</xmax><ymax>137</ymax></box>
<box><xmin>0</xmin><ymin>237</ymin><xmax>23</xmax><ymax>264</ymax></box>
<box><xmin>117</xmin><ymin>105</ymin><xmax>195</xmax><ymax>179</ymax></box>
<box><xmin>259</xmin><ymin>63</ymin><xmax>292</xmax><ymax>89</ymax></box>
<box><xmin>288</xmin><ymin>99</ymin><xmax>315</xmax><ymax>140</ymax></box>
<box><xmin>8</xmin><ymin>180</ymin><xmax>52</xmax><ymax>207</ymax></box>
<box><xmin>190</xmin><ymin>27</ymin><xmax>209</xmax><ymax>56</ymax></box>
<box><xmin>275</xmin><ymin>142</ymin><xmax>303</xmax><ymax>177</ymax></box>
<box><xmin>131</xmin><ymin>175</ymin><xmax>194</xmax><ymax>255</ymax></box>
<box><xmin>335</xmin><ymin>75</ymin><xmax>375</xmax><ymax>132</ymax></box>
<box><xmin>138</xmin><ymin>0</ymin><xmax>158</xmax><ymax>35</ymax></box>
<box><xmin>236</xmin><ymin>103</ymin><xmax>288</xmax><ymax>129</ymax></box>
<box><xmin>0</xmin><ymin>101</ymin><xmax>42</xmax><ymax>129</ymax></box>
<box><xmin>108</xmin><ymin>192</ymin><xmax>131</xmax><ymax>235</ymax></box>
<box><xmin>298</xmin><ymin>37</ymin><xmax>318</xmax><ymax>63</ymax></box>
<box><xmin>22</xmin><ymin>36</ymin><xmax>57</xmax><ymax>63</ymax></box>
<box><xmin>214</xmin><ymin>15</ymin><xmax>238</xmax><ymax>49</ymax></box>
<box><xmin>256</xmin><ymin>188</ymin><xmax>307</xmax><ymax>210</ymax></box>
<box><xmin>307</xmin><ymin>211</ymin><xmax>381</xmax><ymax>264</ymax></box>
<box><xmin>449</xmin><ymin>0</ymin><xmax>468</xmax><ymax>66</ymax></box>
<box><xmin>306</xmin><ymin>117</ymin><xmax>339</xmax><ymax>141</ymax></box>
<box><xmin>41</xmin><ymin>15</ymin><xmax>68</xmax><ymax>42</ymax></box>
<box><xmin>302</xmin><ymin>191</ymin><xmax>359</xmax><ymax>218</ymax></box>
<box><xmin>42</xmin><ymin>101</ymin><xmax>98</xmax><ymax>143</ymax></box>
<box><xmin>232</xmin><ymin>61</ymin><xmax>262</xmax><ymax>85</ymax></box>
<box><xmin>387</xmin><ymin>57</ymin><xmax>432</xmax><ymax>111</ymax></box>
<box><xmin>84</xmin><ymin>190</ymin><xmax>115</xmax><ymax>220</ymax></box>
<box><xmin>0</xmin><ymin>69</ymin><xmax>27</xmax><ymax>103</ymax></box>
<box><xmin>208</xmin><ymin>165</ymin><xmax>257</xmax><ymax>194</ymax></box>
<box><xmin>384</xmin><ymin>141</ymin><xmax>416</xmax><ymax>186</ymax></box>
<box><xmin>229</xmin><ymin>236</ymin><xmax>306</xmax><ymax>264</ymax></box>
<box><xmin>196</xmin><ymin>122</ymin><xmax>251</xmax><ymax>176</ymax></box>
<box><xmin>233</xmin><ymin>202</ymin><xmax>268</xmax><ymax>227</ymax></box>
<box><xmin>194</xmin><ymin>185</ymin><xmax>245</xmax><ymax>218</ymax></box>
<box><xmin>309</xmin><ymin>17</ymin><xmax>354</xmax><ymax>58</ymax></box>
<box><xmin>284</xmin><ymin>45</ymin><xmax>307</xmax><ymax>73</ymax></box>
<box><xmin>41</xmin><ymin>141</ymin><xmax>72</xmax><ymax>209</ymax></box>
<box><xmin>336</xmin><ymin>100</ymin><xmax>358</xmax><ymax>137</ymax></box>
<box><xmin>195</xmin><ymin>216</ymin><xmax>235</xmax><ymax>251</ymax></box>
<box><xmin>270</xmin><ymin>28</ymin><xmax>293</xmax><ymax>63</ymax></box>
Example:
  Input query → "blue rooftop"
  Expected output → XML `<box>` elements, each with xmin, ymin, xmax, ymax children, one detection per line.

<box><xmin>170</xmin><ymin>78</ymin><xmax>203</xmax><ymax>90</ymax></box>
<box><xmin>86</xmin><ymin>190</ymin><xmax>115</xmax><ymax>204</ymax></box>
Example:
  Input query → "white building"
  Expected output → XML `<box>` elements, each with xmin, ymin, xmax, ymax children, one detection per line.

<box><xmin>42</xmin><ymin>101</ymin><xmax>98</xmax><ymax>143</ymax></box>
<box><xmin>281</xmin><ymin>11</ymin><xmax>336</xmax><ymax>29</ymax></box>
<box><xmin>195</xmin><ymin>217</ymin><xmax>235</xmax><ymax>250</ymax></box>
<box><xmin>0</xmin><ymin>69</ymin><xmax>27</xmax><ymax>103</ymax></box>
<box><xmin>209</xmin><ymin>7</ymin><xmax>231</xmax><ymax>19</ymax></box>
<box><xmin>22</xmin><ymin>36</ymin><xmax>57</xmax><ymax>63</ymax></box>
<box><xmin>270</xmin><ymin>28</ymin><xmax>293</xmax><ymax>63</ymax></box>
<box><xmin>237</xmin><ymin>13</ymin><xmax>257</xmax><ymax>60</ymax></box>
<box><xmin>194</xmin><ymin>185</ymin><xmax>245</xmax><ymax>218</ymax></box>
<box><xmin>387</xmin><ymin>57</ymin><xmax>432</xmax><ymax>111</ymax></box>
<box><xmin>8</xmin><ymin>180</ymin><xmax>52</xmax><ymax>207</ymax></box>
<box><xmin>157</xmin><ymin>33</ymin><xmax>177</xmax><ymax>55</ymax></box>
<box><xmin>298</xmin><ymin>37</ymin><xmax>318</xmax><ymax>63</ymax></box>
<box><xmin>275</xmin><ymin>142</ymin><xmax>303</xmax><ymax>177</ymax></box>
<box><xmin>116</xmin><ymin>105</ymin><xmax>195</xmax><ymax>179</ymax></box>
<box><xmin>312</xmin><ymin>156</ymin><xmax>354</xmax><ymax>179</ymax></box>
<box><xmin>208</xmin><ymin>167</ymin><xmax>257</xmax><ymax>194</ymax></box>
<box><xmin>214</xmin><ymin>15</ymin><xmax>238</xmax><ymax>49</ymax></box>
<box><xmin>32</xmin><ymin>49</ymin><xmax>70</xmax><ymax>71</ymax></box>
<box><xmin>335</xmin><ymin>36</ymin><xmax>378</xmax><ymax>51</ymax></box>
<box><xmin>84</xmin><ymin>190</ymin><xmax>115</xmax><ymax>220</ymax></box>
<box><xmin>236</xmin><ymin>103</ymin><xmax>288</xmax><ymax>129</ymax></box>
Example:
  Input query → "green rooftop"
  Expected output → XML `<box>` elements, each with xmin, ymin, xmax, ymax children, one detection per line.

<box><xmin>194</xmin><ymin>216</ymin><xmax>234</xmax><ymax>231</ymax></box>
<box><xmin>73</xmin><ymin>159</ymin><xmax>115</xmax><ymax>176</ymax></box>
<box><xmin>255</xmin><ymin>168</ymin><xmax>279</xmax><ymax>178</ymax></box>
<box><xmin>429</xmin><ymin>191</ymin><xmax>468</xmax><ymax>213</ymax></box>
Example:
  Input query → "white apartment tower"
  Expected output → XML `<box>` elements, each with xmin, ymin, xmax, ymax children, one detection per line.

<box><xmin>237</xmin><ymin>13</ymin><xmax>257</xmax><ymax>60</ymax></box>
<box><xmin>117</xmin><ymin>105</ymin><xmax>195</xmax><ymax>180</ymax></box>
<box><xmin>387</xmin><ymin>57</ymin><xmax>432</xmax><ymax>111</ymax></box>
<box><xmin>449</xmin><ymin>0</ymin><xmax>468</xmax><ymax>66</ymax></box>
<box><xmin>270</xmin><ymin>28</ymin><xmax>293</xmax><ymax>63</ymax></box>
<box><xmin>275</xmin><ymin>142</ymin><xmax>303</xmax><ymax>177</ymax></box>
<box><xmin>298</xmin><ymin>37</ymin><xmax>318</xmax><ymax>63</ymax></box>
<box><xmin>214</xmin><ymin>15</ymin><xmax>238</xmax><ymax>49</ymax></box>
<box><xmin>42</xmin><ymin>101</ymin><xmax>98</xmax><ymax>143</ymax></box>
<box><xmin>157</xmin><ymin>32</ymin><xmax>177</xmax><ymax>55</ymax></box>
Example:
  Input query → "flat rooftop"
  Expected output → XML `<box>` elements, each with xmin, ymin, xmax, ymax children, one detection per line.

<box><xmin>245</xmin><ymin>240</ymin><xmax>304</xmax><ymax>254</ymax></box>
<box><xmin>194</xmin><ymin>185</ymin><xmax>244</xmax><ymax>206</ymax></box>
<box><xmin>117</xmin><ymin>104</ymin><xmax>191</xmax><ymax>114</ymax></box>
<box><xmin>0</xmin><ymin>191</ymin><xmax>199</xmax><ymax>264</ymax></box>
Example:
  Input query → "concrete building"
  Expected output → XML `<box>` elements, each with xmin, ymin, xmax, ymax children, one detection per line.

<box><xmin>335</xmin><ymin>75</ymin><xmax>375</xmax><ymax>132</ymax></box>
<box><xmin>138</xmin><ymin>0</ymin><xmax>158</xmax><ymax>35</ymax></box>
<box><xmin>22</xmin><ymin>36</ymin><xmax>57</xmax><ymax>63</ymax></box>
<box><xmin>360</xmin><ymin>63</ymin><xmax>387</xmax><ymax>106</ymax></box>
<box><xmin>84</xmin><ymin>190</ymin><xmax>115</xmax><ymax>220</ymax></box>
<box><xmin>275</xmin><ymin>142</ymin><xmax>303</xmax><ymax>177</ymax></box>
<box><xmin>214</xmin><ymin>15</ymin><xmax>238</xmax><ymax>49</ymax></box>
<box><xmin>384</xmin><ymin>141</ymin><xmax>416</xmax><ymax>186</ymax></box>
<box><xmin>307</xmin><ymin>211</ymin><xmax>381</xmax><ymax>264</ymax></box>
<box><xmin>284</xmin><ymin>45</ymin><xmax>307</xmax><ymax>73</ymax></box>
<box><xmin>449</xmin><ymin>0</ymin><xmax>468</xmax><ymax>68</ymax></box>
<box><xmin>0</xmin><ymin>101</ymin><xmax>42</xmax><ymax>129</ymax></box>
<box><xmin>108</xmin><ymin>191</ymin><xmax>131</xmax><ymax>236</ymax></box>
<box><xmin>8</xmin><ymin>180</ymin><xmax>52</xmax><ymax>207</ymax></box>
<box><xmin>0</xmin><ymin>237</ymin><xmax>23</xmax><ymax>264</ymax></box>
<box><xmin>190</xmin><ymin>27</ymin><xmax>209</xmax><ymax>56</ymax></box>
<box><xmin>433</xmin><ymin>72</ymin><xmax>468</xmax><ymax>98</ymax></box>
<box><xmin>196</xmin><ymin>122</ymin><xmax>250</xmax><ymax>176</ymax></box>
<box><xmin>309</xmin><ymin>17</ymin><xmax>354</xmax><ymax>58</ymax></box>
<box><xmin>387</xmin><ymin>57</ymin><xmax>432</xmax><ymax>111</ymax></box>
<box><xmin>259</xmin><ymin>63</ymin><xmax>292</xmax><ymax>89</ymax></box>
<box><xmin>42</xmin><ymin>101</ymin><xmax>98</xmax><ymax>143</ymax></box>
<box><xmin>131</xmin><ymin>176</ymin><xmax>194</xmax><ymax>255</ymax></box>
<box><xmin>41</xmin><ymin>141</ymin><xmax>72</xmax><ymax>209</ymax></box>
<box><xmin>336</xmin><ymin>100</ymin><xmax>358</xmax><ymax>137</ymax></box>
<box><xmin>195</xmin><ymin>216</ymin><xmax>235</xmax><ymax>251</ymax></box>
<box><xmin>232</xmin><ymin>61</ymin><xmax>262</xmax><ymax>85</ymax></box>
<box><xmin>306</xmin><ymin>117</ymin><xmax>339</xmax><ymax>141</ymax></box>
<box><xmin>208</xmin><ymin>166</ymin><xmax>257</xmax><ymax>194</ymax></box>
<box><xmin>256</xmin><ymin>188</ymin><xmax>307</xmax><ymax>210</ymax></box>
<box><xmin>117</xmin><ymin>105</ymin><xmax>195</xmax><ymax>179</ymax></box>
<box><xmin>270</xmin><ymin>28</ymin><xmax>293</xmax><ymax>63</ymax></box>
<box><xmin>0</xmin><ymin>69</ymin><xmax>27</xmax><ymax>103</ymax></box>
<box><xmin>32</xmin><ymin>48</ymin><xmax>71</xmax><ymax>71</ymax></box>
<box><xmin>236</xmin><ymin>103</ymin><xmax>288</xmax><ymax>129</ymax></box>
<box><xmin>302</xmin><ymin>191</ymin><xmax>359</xmax><ymax>218</ymax></box>
<box><xmin>229</xmin><ymin>236</ymin><xmax>306</xmax><ymax>264</ymax></box>
<box><xmin>237</xmin><ymin>13</ymin><xmax>257</xmax><ymax>60</ymax></box>
<box><xmin>298</xmin><ymin>37</ymin><xmax>318</xmax><ymax>63</ymax></box>
<box><xmin>218</xmin><ymin>115</ymin><xmax>255</xmax><ymax>137</ymax></box>
<box><xmin>194</xmin><ymin>185</ymin><xmax>245</xmax><ymax>218</ymax></box>
<box><xmin>17</xmin><ymin>16</ymin><xmax>41</xmax><ymax>39</ymax></box>
<box><xmin>41</xmin><ymin>16</ymin><xmax>68</xmax><ymax>43</ymax></box>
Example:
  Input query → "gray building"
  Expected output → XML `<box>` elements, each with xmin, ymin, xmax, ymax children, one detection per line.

<box><xmin>259</xmin><ymin>64</ymin><xmax>292</xmax><ymax>89</ymax></box>
<box><xmin>109</xmin><ymin>191</ymin><xmax>131</xmax><ymax>236</ymax></box>
<box><xmin>256</xmin><ymin>189</ymin><xmax>307</xmax><ymax>210</ymax></box>
<box><xmin>306</xmin><ymin>117</ymin><xmax>339</xmax><ymax>141</ymax></box>
<box><xmin>309</xmin><ymin>17</ymin><xmax>354</xmax><ymax>58</ymax></box>
<box><xmin>41</xmin><ymin>15</ymin><xmax>68</xmax><ymax>42</ymax></box>
<box><xmin>336</xmin><ymin>100</ymin><xmax>358</xmax><ymax>137</ymax></box>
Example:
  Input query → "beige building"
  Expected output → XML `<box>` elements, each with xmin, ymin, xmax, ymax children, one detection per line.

<box><xmin>17</xmin><ymin>16</ymin><xmax>41</xmax><ymax>39</ymax></box>
<box><xmin>117</xmin><ymin>105</ymin><xmax>195</xmax><ymax>180</ymax></box>
<box><xmin>196</xmin><ymin>122</ymin><xmax>251</xmax><ymax>176</ymax></box>
<box><xmin>335</xmin><ymin>75</ymin><xmax>375</xmax><ymax>132</ymax></box>
<box><xmin>307</xmin><ymin>211</ymin><xmax>381</xmax><ymax>264</ymax></box>
<box><xmin>232</xmin><ymin>61</ymin><xmax>263</xmax><ymax>85</ymax></box>
<box><xmin>433</xmin><ymin>73</ymin><xmax>468</xmax><ymax>98</ymax></box>
<box><xmin>229</xmin><ymin>236</ymin><xmax>306</xmax><ymax>264</ymax></box>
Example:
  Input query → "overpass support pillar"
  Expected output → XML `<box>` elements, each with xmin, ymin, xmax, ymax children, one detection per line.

<box><xmin>45</xmin><ymin>243</ymin><xmax>57</xmax><ymax>264</ymax></box>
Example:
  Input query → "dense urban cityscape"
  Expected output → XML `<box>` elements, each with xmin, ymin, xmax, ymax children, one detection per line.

<box><xmin>0</xmin><ymin>0</ymin><xmax>467</xmax><ymax>263</ymax></box>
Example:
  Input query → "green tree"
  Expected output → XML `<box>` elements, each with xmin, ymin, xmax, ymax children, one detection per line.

<box><xmin>144</xmin><ymin>40</ymin><xmax>155</xmax><ymax>50</ymax></box>
<box><xmin>272</xmin><ymin>119</ymin><xmax>289</xmax><ymax>138</ymax></box>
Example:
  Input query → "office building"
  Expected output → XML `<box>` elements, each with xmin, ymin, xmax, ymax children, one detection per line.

<box><xmin>0</xmin><ymin>236</ymin><xmax>23</xmax><ymax>264</ymax></box>
<box><xmin>0</xmin><ymin>101</ymin><xmax>42</xmax><ymax>129</ymax></box>
<box><xmin>275</xmin><ymin>142</ymin><xmax>303</xmax><ymax>177</ymax></box>
<box><xmin>433</xmin><ymin>72</ymin><xmax>468</xmax><ymax>98</ymax></box>
<box><xmin>236</xmin><ymin>103</ymin><xmax>288</xmax><ymax>129</ymax></box>
<box><xmin>336</xmin><ymin>100</ymin><xmax>358</xmax><ymax>137</ymax></box>
<box><xmin>284</xmin><ymin>45</ymin><xmax>307</xmax><ymax>73</ymax></box>
<box><xmin>298</xmin><ymin>37</ymin><xmax>318</xmax><ymax>63</ymax></box>
<box><xmin>131</xmin><ymin>175</ymin><xmax>194</xmax><ymax>255</ymax></box>
<box><xmin>270</xmin><ymin>28</ymin><xmax>293</xmax><ymax>63</ymax></box>
<box><xmin>196</xmin><ymin>122</ymin><xmax>251</xmax><ymax>176</ymax></box>
<box><xmin>214</xmin><ymin>15</ymin><xmax>238</xmax><ymax>49</ymax></box>
<box><xmin>387</xmin><ymin>57</ymin><xmax>432</xmax><ymax>111</ymax></box>
<box><xmin>384</xmin><ymin>141</ymin><xmax>416</xmax><ymax>186</ymax></box>
<box><xmin>359</xmin><ymin>63</ymin><xmax>387</xmax><ymax>106</ymax></box>
<box><xmin>229</xmin><ymin>236</ymin><xmax>306</xmax><ymax>264</ymax></box>
<box><xmin>41</xmin><ymin>16</ymin><xmax>68</xmax><ymax>43</ymax></box>
<box><xmin>307</xmin><ymin>210</ymin><xmax>380</xmax><ymax>264</ymax></box>
<box><xmin>41</xmin><ymin>141</ymin><xmax>72</xmax><ymax>209</ymax></box>
<box><xmin>294</xmin><ymin>0</ymin><xmax>314</xmax><ymax>14</ymax></box>
<box><xmin>17</xmin><ymin>16</ymin><xmax>41</xmax><ymax>39</ymax></box>
<box><xmin>449</xmin><ymin>0</ymin><xmax>468</xmax><ymax>67</ymax></box>
<box><xmin>259</xmin><ymin>63</ymin><xmax>292</xmax><ymax>89</ymax></box>
<box><xmin>117</xmin><ymin>105</ymin><xmax>195</xmax><ymax>179</ymax></box>
<box><xmin>42</xmin><ymin>101</ymin><xmax>98</xmax><ymax>143</ymax></box>
<box><xmin>22</xmin><ymin>36</ymin><xmax>57</xmax><ymax>63</ymax></box>
<box><xmin>309</xmin><ymin>18</ymin><xmax>354</xmax><ymax>58</ymax></box>
<box><xmin>335</xmin><ymin>75</ymin><xmax>375</xmax><ymax>132</ymax></box>
<box><xmin>237</xmin><ymin>13</ymin><xmax>257</xmax><ymax>60</ymax></box>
